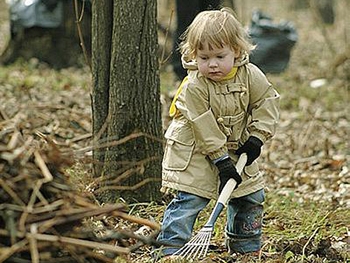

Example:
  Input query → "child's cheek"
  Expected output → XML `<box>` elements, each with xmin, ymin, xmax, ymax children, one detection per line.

<box><xmin>198</xmin><ymin>63</ymin><xmax>206</xmax><ymax>75</ymax></box>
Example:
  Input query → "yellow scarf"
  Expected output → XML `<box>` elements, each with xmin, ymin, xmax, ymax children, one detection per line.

<box><xmin>169</xmin><ymin>67</ymin><xmax>238</xmax><ymax>117</ymax></box>
<box><xmin>222</xmin><ymin>66</ymin><xmax>238</xmax><ymax>80</ymax></box>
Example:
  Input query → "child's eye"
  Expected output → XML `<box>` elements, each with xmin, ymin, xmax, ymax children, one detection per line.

<box><xmin>200</xmin><ymin>57</ymin><xmax>207</xmax><ymax>60</ymax></box>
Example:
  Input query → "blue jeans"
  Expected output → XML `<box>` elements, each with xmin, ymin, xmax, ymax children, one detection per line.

<box><xmin>225</xmin><ymin>189</ymin><xmax>265</xmax><ymax>253</ymax></box>
<box><xmin>155</xmin><ymin>189</ymin><xmax>265</xmax><ymax>256</ymax></box>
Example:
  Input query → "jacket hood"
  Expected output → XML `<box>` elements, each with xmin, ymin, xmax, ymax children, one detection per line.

<box><xmin>181</xmin><ymin>52</ymin><xmax>250</xmax><ymax>71</ymax></box>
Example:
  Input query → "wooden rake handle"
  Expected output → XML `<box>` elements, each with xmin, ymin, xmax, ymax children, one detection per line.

<box><xmin>217</xmin><ymin>153</ymin><xmax>247</xmax><ymax>205</ymax></box>
<box><xmin>205</xmin><ymin>153</ymin><xmax>247</xmax><ymax>227</ymax></box>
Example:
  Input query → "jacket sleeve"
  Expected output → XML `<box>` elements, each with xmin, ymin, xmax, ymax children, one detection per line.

<box><xmin>246</xmin><ymin>64</ymin><xmax>280</xmax><ymax>143</ymax></box>
<box><xmin>175</xmin><ymin>81</ymin><xmax>228</xmax><ymax>160</ymax></box>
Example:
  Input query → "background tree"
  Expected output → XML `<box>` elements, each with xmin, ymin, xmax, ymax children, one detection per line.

<box><xmin>92</xmin><ymin>0</ymin><xmax>163</xmax><ymax>203</ymax></box>
<box><xmin>0</xmin><ymin>0</ymin><xmax>91</xmax><ymax>68</ymax></box>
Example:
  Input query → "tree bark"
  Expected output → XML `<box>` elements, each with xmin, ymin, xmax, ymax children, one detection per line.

<box><xmin>92</xmin><ymin>0</ymin><xmax>163</xmax><ymax>203</ymax></box>
<box><xmin>91</xmin><ymin>0</ymin><xmax>113</xmax><ymax>178</ymax></box>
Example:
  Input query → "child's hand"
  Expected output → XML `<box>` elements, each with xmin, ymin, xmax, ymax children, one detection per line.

<box><xmin>236</xmin><ymin>136</ymin><xmax>263</xmax><ymax>165</ymax></box>
<box><xmin>215</xmin><ymin>158</ymin><xmax>242</xmax><ymax>193</ymax></box>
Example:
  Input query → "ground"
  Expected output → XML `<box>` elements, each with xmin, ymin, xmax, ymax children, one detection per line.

<box><xmin>0</xmin><ymin>1</ymin><xmax>349</xmax><ymax>262</ymax></box>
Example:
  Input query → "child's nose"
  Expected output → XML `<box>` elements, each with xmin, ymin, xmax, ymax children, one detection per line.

<box><xmin>209</xmin><ymin>59</ymin><xmax>218</xmax><ymax>67</ymax></box>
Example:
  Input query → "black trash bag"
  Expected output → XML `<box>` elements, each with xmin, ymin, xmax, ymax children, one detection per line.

<box><xmin>249</xmin><ymin>10</ymin><xmax>298</xmax><ymax>74</ymax></box>
<box><xmin>9</xmin><ymin>0</ymin><xmax>63</xmax><ymax>35</ymax></box>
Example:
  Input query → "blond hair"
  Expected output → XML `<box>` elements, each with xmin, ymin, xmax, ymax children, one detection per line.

<box><xmin>179</xmin><ymin>7</ymin><xmax>254</xmax><ymax>59</ymax></box>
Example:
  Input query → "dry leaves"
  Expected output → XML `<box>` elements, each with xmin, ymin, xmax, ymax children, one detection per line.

<box><xmin>0</xmin><ymin>65</ymin><xmax>160</xmax><ymax>263</ymax></box>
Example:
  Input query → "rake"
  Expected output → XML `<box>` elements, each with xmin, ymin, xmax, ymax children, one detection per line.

<box><xmin>173</xmin><ymin>153</ymin><xmax>247</xmax><ymax>260</ymax></box>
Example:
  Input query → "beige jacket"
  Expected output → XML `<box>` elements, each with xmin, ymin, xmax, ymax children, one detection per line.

<box><xmin>161</xmin><ymin>55</ymin><xmax>280</xmax><ymax>199</ymax></box>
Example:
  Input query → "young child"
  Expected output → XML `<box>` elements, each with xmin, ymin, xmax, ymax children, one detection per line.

<box><xmin>156</xmin><ymin>7</ymin><xmax>280</xmax><ymax>258</ymax></box>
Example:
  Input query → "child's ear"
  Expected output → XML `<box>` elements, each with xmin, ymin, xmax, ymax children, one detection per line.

<box><xmin>234</xmin><ymin>48</ymin><xmax>241</xmax><ymax>58</ymax></box>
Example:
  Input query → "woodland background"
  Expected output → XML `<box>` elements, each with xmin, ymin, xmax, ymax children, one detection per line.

<box><xmin>0</xmin><ymin>0</ymin><xmax>349</xmax><ymax>262</ymax></box>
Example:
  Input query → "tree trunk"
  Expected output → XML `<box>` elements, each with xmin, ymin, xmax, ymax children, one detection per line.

<box><xmin>92</xmin><ymin>0</ymin><xmax>163</xmax><ymax>203</ymax></box>
<box><xmin>0</xmin><ymin>0</ymin><xmax>91</xmax><ymax>68</ymax></box>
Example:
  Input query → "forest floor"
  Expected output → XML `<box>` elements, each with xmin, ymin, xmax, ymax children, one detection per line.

<box><xmin>0</xmin><ymin>1</ymin><xmax>349</xmax><ymax>263</ymax></box>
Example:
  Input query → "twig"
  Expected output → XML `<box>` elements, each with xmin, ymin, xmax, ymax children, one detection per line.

<box><xmin>77</xmin><ymin>132</ymin><xmax>145</xmax><ymax>154</ymax></box>
<box><xmin>32</xmin><ymin>199</ymin><xmax>65</xmax><ymax>214</ymax></box>
<box><xmin>37</xmin><ymin>205</ymin><xmax>125</xmax><ymax>233</ymax></box>
<box><xmin>19</xmin><ymin>138</ymin><xmax>36</xmax><ymax>166</ymax></box>
<box><xmin>1</xmin><ymin>136</ymin><xmax>34</xmax><ymax>164</ymax></box>
<box><xmin>301</xmin><ymin>227</ymin><xmax>319</xmax><ymax>262</ymax></box>
<box><xmin>0</xmin><ymin>203</ymin><xmax>25</xmax><ymax>212</ymax></box>
<box><xmin>308</xmin><ymin>0</ymin><xmax>335</xmax><ymax>55</ymax></box>
<box><xmin>71</xmin><ymin>194</ymin><xmax>98</xmax><ymax>208</ymax></box>
<box><xmin>76</xmin><ymin>132</ymin><xmax>164</xmax><ymax>155</ymax></box>
<box><xmin>0</xmin><ymin>107</ymin><xmax>9</xmax><ymax>120</ymax></box>
<box><xmin>92</xmin><ymin>112</ymin><xmax>111</xmax><ymax>145</ymax></box>
<box><xmin>60</xmin><ymin>241</ymin><xmax>86</xmax><ymax>263</ymax></box>
<box><xmin>160</xmin><ymin>9</ymin><xmax>174</xmax><ymax>66</ymax></box>
<box><xmin>19</xmin><ymin>180</ymin><xmax>48</xmax><ymax>232</ymax></box>
<box><xmin>329</xmin><ymin>45</ymin><xmax>350</xmax><ymax>75</ymax></box>
<box><xmin>7</xmin><ymin>130</ymin><xmax>20</xmax><ymax>150</ymax></box>
<box><xmin>0</xmin><ymin>179</ymin><xmax>25</xmax><ymax>206</ymax></box>
<box><xmin>95</xmin><ymin>177</ymin><xmax>161</xmax><ymax>192</ymax></box>
<box><xmin>18</xmin><ymin>211</ymin><xmax>29</xmax><ymax>233</ymax></box>
<box><xmin>83</xmin><ymin>250</ymin><xmax>115</xmax><ymax>263</ymax></box>
<box><xmin>74</xmin><ymin>0</ymin><xmax>92</xmax><ymax>72</ymax></box>
<box><xmin>0</xmin><ymin>239</ymin><xmax>29</xmax><ymax>263</ymax></box>
<box><xmin>69</xmin><ymin>133</ymin><xmax>92</xmax><ymax>143</ymax></box>
<box><xmin>97</xmin><ymin>155</ymin><xmax>160</xmax><ymax>183</ymax></box>
<box><xmin>113</xmin><ymin>210</ymin><xmax>160</xmax><ymax>230</ymax></box>
<box><xmin>298</xmin><ymin>108</ymin><xmax>321</xmax><ymax>153</ymax></box>
<box><xmin>301</xmin><ymin>211</ymin><xmax>332</xmax><ymax>262</ymax></box>
<box><xmin>34</xmin><ymin>150</ymin><xmax>53</xmax><ymax>183</ymax></box>
<box><xmin>128</xmin><ymin>230</ymin><xmax>160</xmax><ymax>252</ymax></box>
<box><xmin>99</xmin><ymin>228</ymin><xmax>159</xmax><ymax>246</ymax></box>
<box><xmin>28</xmin><ymin>181</ymin><xmax>48</xmax><ymax>208</ymax></box>
<box><xmin>29</xmin><ymin>224</ymin><xmax>39</xmax><ymax>263</ymax></box>
<box><xmin>28</xmin><ymin>233</ymin><xmax>130</xmax><ymax>254</ymax></box>
<box><xmin>99</xmin><ymin>167</ymin><xmax>137</xmax><ymax>184</ymax></box>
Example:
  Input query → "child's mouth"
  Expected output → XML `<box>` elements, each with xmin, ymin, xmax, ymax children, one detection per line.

<box><xmin>209</xmin><ymin>71</ymin><xmax>220</xmax><ymax>75</ymax></box>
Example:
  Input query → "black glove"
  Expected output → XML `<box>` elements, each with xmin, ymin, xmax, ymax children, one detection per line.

<box><xmin>236</xmin><ymin>136</ymin><xmax>263</xmax><ymax>166</ymax></box>
<box><xmin>215</xmin><ymin>158</ymin><xmax>242</xmax><ymax>193</ymax></box>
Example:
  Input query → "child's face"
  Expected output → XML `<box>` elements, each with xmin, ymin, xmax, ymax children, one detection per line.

<box><xmin>196</xmin><ymin>44</ymin><xmax>236</xmax><ymax>81</ymax></box>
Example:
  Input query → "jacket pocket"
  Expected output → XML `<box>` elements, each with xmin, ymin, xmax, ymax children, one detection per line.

<box><xmin>163</xmin><ymin>121</ymin><xmax>195</xmax><ymax>171</ymax></box>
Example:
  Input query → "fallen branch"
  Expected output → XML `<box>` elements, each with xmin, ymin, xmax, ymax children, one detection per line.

<box><xmin>29</xmin><ymin>233</ymin><xmax>130</xmax><ymax>254</ymax></box>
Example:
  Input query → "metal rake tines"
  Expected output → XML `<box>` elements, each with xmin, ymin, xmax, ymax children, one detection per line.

<box><xmin>174</xmin><ymin>226</ymin><xmax>213</xmax><ymax>260</ymax></box>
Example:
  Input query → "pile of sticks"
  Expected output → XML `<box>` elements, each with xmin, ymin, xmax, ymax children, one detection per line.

<box><xmin>0</xmin><ymin>124</ymin><xmax>160</xmax><ymax>263</ymax></box>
